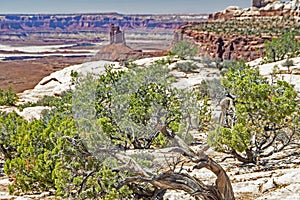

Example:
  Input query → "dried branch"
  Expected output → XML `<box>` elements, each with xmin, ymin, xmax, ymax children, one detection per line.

<box><xmin>261</xmin><ymin>130</ymin><xmax>278</xmax><ymax>150</ymax></box>
<box><xmin>260</xmin><ymin>129</ymin><xmax>297</xmax><ymax>158</ymax></box>
<box><xmin>77</xmin><ymin>170</ymin><xmax>97</xmax><ymax>197</ymax></box>
<box><xmin>112</xmin><ymin>152</ymin><xmax>153</xmax><ymax>177</ymax></box>
<box><xmin>220</xmin><ymin>156</ymin><xmax>235</xmax><ymax>162</ymax></box>
<box><xmin>229</xmin><ymin>148</ymin><xmax>254</xmax><ymax>164</ymax></box>
<box><xmin>193</xmin><ymin>156</ymin><xmax>235</xmax><ymax>200</ymax></box>
<box><xmin>119</xmin><ymin>171</ymin><xmax>225</xmax><ymax>200</ymax></box>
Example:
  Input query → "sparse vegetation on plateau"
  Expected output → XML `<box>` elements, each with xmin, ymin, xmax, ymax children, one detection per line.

<box><xmin>170</xmin><ymin>40</ymin><xmax>198</xmax><ymax>60</ymax></box>
<box><xmin>208</xmin><ymin>60</ymin><xmax>300</xmax><ymax>164</ymax></box>
<box><xmin>186</xmin><ymin>16</ymin><xmax>300</xmax><ymax>37</ymax></box>
<box><xmin>175</xmin><ymin>61</ymin><xmax>199</xmax><ymax>72</ymax></box>
<box><xmin>263</xmin><ymin>32</ymin><xmax>300</xmax><ymax>63</ymax></box>
<box><xmin>1</xmin><ymin>61</ymin><xmax>235</xmax><ymax>200</ymax></box>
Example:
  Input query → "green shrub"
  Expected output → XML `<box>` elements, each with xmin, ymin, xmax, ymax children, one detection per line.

<box><xmin>3</xmin><ymin>62</ymin><xmax>211</xmax><ymax>199</ymax></box>
<box><xmin>264</xmin><ymin>33</ymin><xmax>300</xmax><ymax>63</ymax></box>
<box><xmin>91</xmin><ymin>64</ymin><xmax>206</xmax><ymax>149</ymax></box>
<box><xmin>0</xmin><ymin>87</ymin><xmax>18</xmax><ymax>106</ymax></box>
<box><xmin>4</xmin><ymin>114</ymin><xmax>73</xmax><ymax>193</ymax></box>
<box><xmin>175</xmin><ymin>61</ymin><xmax>198</xmax><ymax>72</ymax></box>
<box><xmin>0</xmin><ymin>111</ymin><xmax>26</xmax><ymax>160</ymax></box>
<box><xmin>208</xmin><ymin>60</ymin><xmax>300</xmax><ymax>164</ymax></box>
<box><xmin>171</xmin><ymin>40</ymin><xmax>198</xmax><ymax>59</ymax></box>
<box><xmin>3</xmin><ymin>110</ymin><xmax>131</xmax><ymax>199</ymax></box>
<box><xmin>18</xmin><ymin>90</ymin><xmax>72</xmax><ymax>111</ymax></box>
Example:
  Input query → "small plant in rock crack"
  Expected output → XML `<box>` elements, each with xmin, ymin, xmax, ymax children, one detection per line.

<box><xmin>175</xmin><ymin>61</ymin><xmax>198</xmax><ymax>72</ymax></box>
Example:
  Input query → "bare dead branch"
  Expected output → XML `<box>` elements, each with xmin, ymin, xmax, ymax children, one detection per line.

<box><xmin>193</xmin><ymin>156</ymin><xmax>235</xmax><ymax>200</ymax></box>
<box><xmin>113</xmin><ymin>153</ymin><xmax>153</xmax><ymax>177</ymax></box>
<box><xmin>261</xmin><ymin>130</ymin><xmax>278</xmax><ymax>150</ymax></box>
<box><xmin>119</xmin><ymin>171</ymin><xmax>227</xmax><ymax>200</ymax></box>
<box><xmin>77</xmin><ymin>170</ymin><xmax>97</xmax><ymax>197</ymax></box>
<box><xmin>230</xmin><ymin>149</ymin><xmax>255</xmax><ymax>164</ymax></box>
<box><xmin>220</xmin><ymin>156</ymin><xmax>235</xmax><ymax>162</ymax></box>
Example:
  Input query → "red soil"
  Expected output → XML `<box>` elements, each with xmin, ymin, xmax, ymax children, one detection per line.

<box><xmin>0</xmin><ymin>56</ymin><xmax>86</xmax><ymax>93</ymax></box>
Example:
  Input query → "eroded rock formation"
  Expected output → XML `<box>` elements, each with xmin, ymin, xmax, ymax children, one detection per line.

<box><xmin>209</xmin><ymin>0</ymin><xmax>300</xmax><ymax>21</ymax></box>
<box><xmin>0</xmin><ymin>13</ymin><xmax>207</xmax><ymax>33</ymax></box>
<box><xmin>109</xmin><ymin>24</ymin><xmax>125</xmax><ymax>44</ymax></box>
<box><xmin>175</xmin><ymin>27</ymin><xmax>267</xmax><ymax>61</ymax></box>
<box><xmin>252</xmin><ymin>0</ymin><xmax>277</xmax><ymax>8</ymax></box>
<box><xmin>253</xmin><ymin>0</ymin><xmax>263</xmax><ymax>8</ymax></box>
<box><xmin>175</xmin><ymin>0</ymin><xmax>300</xmax><ymax>61</ymax></box>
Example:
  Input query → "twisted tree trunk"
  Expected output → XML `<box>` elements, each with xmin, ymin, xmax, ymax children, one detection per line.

<box><xmin>116</xmin><ymin>126</ymin><xmax>236</xmax><ymax>200</ymax></box>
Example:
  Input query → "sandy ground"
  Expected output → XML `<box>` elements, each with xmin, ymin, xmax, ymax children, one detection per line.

<box><xmin>0</xmin><ymin>56</ymin><xmax>87</xmax><ymax>93</ymax></box>
<box><xmin>0</xmin><ymin>32</ymin><xmax>173</xmax><ymax>94</ymax></box>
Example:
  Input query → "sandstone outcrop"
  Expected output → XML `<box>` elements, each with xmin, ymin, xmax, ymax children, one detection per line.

<box><xmin>93</xmin><ymin>43</ymin><xmax>140</xmax><ymax>61</ymax></box>
<box><xmin>252</xmin><ymin>0</ymin><xmax>279</xmax><ymax>8</ymax></box>
<box><xmin>109</xmin><ymin>24</ymin><xmax>125</xmax><ymax>44</ymax></box>
<box><xmin>209</xmin><ymin>0</ymin><xmax>300</xmax><ymax>21</ymax></box>
<box><xmin>93</xmin><ymin>24</ymin><xmax>167</xmax><ymax>62</ymax></box>
<box><xmin>93</xmin><ymin>43</ymin><xmax>167</xmax><ymax>62</ymax></box>
<box><xmin>175</xmin><ymin>0</ymin><xmax>300</xmax><ymax>61</ymax></box>
<box><xmin>175</xmin><ymin>26</ymin><xmax>266</xmax><ymax>61</ymax></box>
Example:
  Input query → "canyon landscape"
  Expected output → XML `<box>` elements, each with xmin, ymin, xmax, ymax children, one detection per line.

<box><xmin>0</xmin><ymin>0</ymin><xmax>300</xmax><ymax>200</ymax></box>
<box><xmin>0</xmin><ymin>13</ymin><xmax>207</xmax><ymax>92</ymax></box>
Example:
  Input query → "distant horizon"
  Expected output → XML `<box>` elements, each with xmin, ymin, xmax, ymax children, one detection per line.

<box><xmin>0</xmin><ymin>0</ymin><xmax>251</xmax><ymax>15</ymax></box>
<box><xmin>0</xmin><ymin>12</ymin><xmax>209</xmax><ymax>16</ymax></box>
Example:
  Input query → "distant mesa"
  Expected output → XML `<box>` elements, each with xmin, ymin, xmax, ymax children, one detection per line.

<box><xmin>94</xmin><ymin>24</ymin><xmax>167</xmax><ymax>62</ymax></box>
<box><xmin>109</xmin><ymin>24</ymin><xmax>125</xmax><ymax>44</ymax></box>
<box><xmin>0</xmin><ymin>13</ymin><xmax>207</xmax><ymax>46</ymax></box>
<box><xmin>94</xmin><ymin>24</ymin><xmax>138</xmax><ymax>61</ymax></box>
<box><xmin>0</xmin><ymin>13</ymin><xmax>207</xmax><ymax>34</ymax></box>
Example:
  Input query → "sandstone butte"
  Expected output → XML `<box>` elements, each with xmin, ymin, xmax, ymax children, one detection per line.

<box><xmin>174</xmin><ymin>0</ymin><xmax>300</xmax><ymax>62</ymax></box>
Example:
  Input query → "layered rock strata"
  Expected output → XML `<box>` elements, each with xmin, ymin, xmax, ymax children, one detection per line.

<box><xmin>175</xmin><ymin>26</ymin><xmax>267</xmax><ymax>61</ymax></box>
<box><xmin>175</xmin><ymin>0</ymin><xmax>300</xmax><ymax>61</ymax></box>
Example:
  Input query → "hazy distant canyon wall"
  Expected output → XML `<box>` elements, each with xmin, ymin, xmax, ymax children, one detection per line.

<box><xmin>0</xmin><ymin>13</ymin><xmax>207</xmax><ymax>44</ymax></box>
<box><xmin>0</xmin><ymin>13</ymin><xmax>207</xmax><ymax>33</ymax></box>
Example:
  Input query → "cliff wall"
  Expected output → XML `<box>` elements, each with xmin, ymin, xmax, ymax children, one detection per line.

<box><xmin>175</xmin><ymin>26</ymin><xmax>266</xmax><ymax>61</ymax></box>
<box><xmin>175</xmin><ymin>0</ymin><xmax>300</xmax><ymax>61</ymax></box>
<box><xmin>0</xmin><ymin>13</ymin><xmax>207</xmax><ymax>33</ymax></box>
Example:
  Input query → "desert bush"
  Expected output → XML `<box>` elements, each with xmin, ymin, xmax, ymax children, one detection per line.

<box><xmin>0</xmin><ymin>111</ymin><xmax>26</xmax><ymax>160</ymax></box>
<box><xmin>123</xmin><ymin>60</ymin><xmax>138</xmax><ymax>69</ymax></box>
<box><xmin>0</xmin><ymin>87</ymin><xmax>18</xmax><ymax>106</ymax></box>
<box><xmin>264</xmin><ymin>33</ymin><xmax>300</xmax><ymax>63</ymax></box>
<box><xmin>282</xmin><ymin>58</ymin><xmax>294</xmax><ymax>68</ymax></box>
<box><xmin>3</xmin><ymin>61</ymin><xmax>235</xmax><ymax>200</ymax></box>
<box><xmin>282</xmin><ymin>58</ymin><xmax>295</xmax><ymax>73</ymax></box>
<box><xmin>171</xmin><ymin>40</ymin><xmax>198</xmax><ymax>59</ymax></box>
<box><xmin>175</xmin><ymin>61</ymin><xmax>198</xmax><ymax>72</ymax></box>
<box><xmin>4</xmin><ymin>108</ymin><xmax>132</xmax><ymax>199</ymax></box>
<box><xmin>5</xmin><ymin>117</ymin><xmax>56</xmax><ymax>193</ymax></box>
<box><xmin>208</xmin><ymin>60</ymin><xmax>300</xmax><ymax>164</ymax></box>
<box><xmin>91</xmin><ymin>63</ymin><xmax>206</xmax><ymax>149</ymax></box>
<box><xmin>18</xmin><ymin>90</ymin><xmax>73</xmax><ymax>111</ymax></box>
<box><xmin>197</xmin><ymin>78</ymin><xmax>225</xmax><ymax>102</ymax></box>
